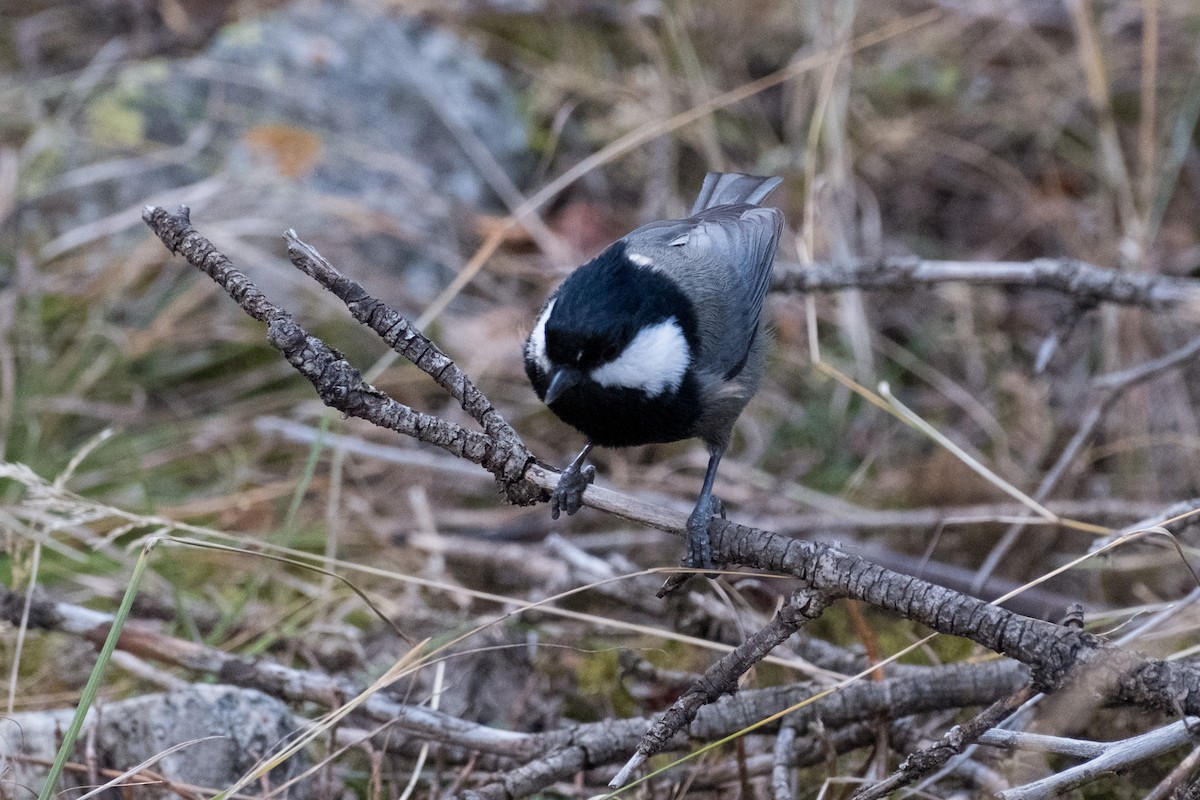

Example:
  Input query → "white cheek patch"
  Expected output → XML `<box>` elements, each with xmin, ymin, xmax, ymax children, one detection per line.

<box><xmin>590</xmin><ymin>318</ymin><xmax>690</xmax><ymax>397</ymax></box>
<box><xmin>626</xmin><ymin>251</ymin><xmax>653</xmax><ymax>267</ymax></box>
<box><xmin>525</xmin><ymin>298</ymin><xmax>556</xmax><ymax>373</ymax></box>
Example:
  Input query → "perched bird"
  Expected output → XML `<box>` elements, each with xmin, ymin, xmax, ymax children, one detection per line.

<box><xmin>524</xmin><ymin>172</ymin><xmax>784</xmax><ymax>571</ymax></box>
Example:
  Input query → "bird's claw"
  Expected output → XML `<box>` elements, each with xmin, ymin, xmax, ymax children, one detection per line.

<box><xmin>551</xmin><ymin>463</ymin><xmax>595</xmax><ymax>519</ymax></box>
<box><xmin>712</xmin><ymin>496</ymin><xmax>726</xmax><ymax>520</ymax></box>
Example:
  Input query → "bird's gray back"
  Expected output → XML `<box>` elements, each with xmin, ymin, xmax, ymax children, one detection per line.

<box><xmin>622</xmin><ymin>201</ymin><xmax>783</xmax><ymax>383</ymax></box>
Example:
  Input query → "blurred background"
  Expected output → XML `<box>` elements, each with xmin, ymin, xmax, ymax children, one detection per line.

<box><xmin>3</xmin><ymin>0</ymin><xmax>1200</xmax><ymax>795</ymax></box>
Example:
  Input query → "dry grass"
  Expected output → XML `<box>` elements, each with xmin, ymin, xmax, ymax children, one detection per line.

<box><xmin>3</xmin><ymin>0</ymin><xmax>1200</xmax><ymax>797</ymax></box>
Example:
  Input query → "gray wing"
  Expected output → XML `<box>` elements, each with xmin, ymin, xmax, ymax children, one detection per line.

<box><xmin>624</xmin><ymin>203</ymin><xmax>784</xmax><ymax>380</ymax></box>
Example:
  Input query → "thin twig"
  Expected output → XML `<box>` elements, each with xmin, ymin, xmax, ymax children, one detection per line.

<box><xmin>973</xmin><ymin>331</ymin><xmax>1200</xmax><ymax>590</ymax></box>
<box><xmin>975</xmin><ymin>728</ymin><xmax>1107</xmax><ymax>758</ymax></box>
<box><xmin>771</xmin><ymin>256</ymin><xmax>1200</xmax><ymax>309</ymax></box>
<box><xmin>610</xmin><ymin>589</ymin><xmax>832</xmax><ymax>787</ymax></box>
<box><xmin>998</xmin><ymin>717</ymin><xmax>1200</xmax><ymax>800</ymax></box>
<box><xmin>283</xmin><ymin>231</ymin><xmax>521</xmax><ymax>447</ymax></box>
<box><xmin>771</xmin><ymin>719</ymin><xmax>798</xmax><ymax>800</ymax></box>
<box><xmin>850</xmin><ymin>686</ymin><xmax>1036</xmax><ymax>800</ymax></box>
<box><xmin>1144</xmin><ymin>742</ymin><xmax>1200</xmax><ymax>800</ymax></box>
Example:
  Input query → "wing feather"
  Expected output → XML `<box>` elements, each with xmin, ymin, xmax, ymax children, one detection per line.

<box><xmin>621</xmin><ymin>173</ymin><xmax>784</xmax><ymax>382</ymax></box>
<box><xmin>682</xmin><ymin>205</ymin><xmax>783</xmax><ymax>378</ymax></box>
<box><xmin>622</xmin><ymin>205</ymin><xmax>781</xmax><ymax>380</ymax></box>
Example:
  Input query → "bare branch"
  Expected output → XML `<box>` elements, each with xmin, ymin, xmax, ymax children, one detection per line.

<box><xmin>852</xmin><ymin>686</ymin><xmax>1037</xmax><ymax>800</ymax></box>
<box><xmin>610</xmin><ymin>589</ymin><xmax>832</xmax><ymax>787</ymax></box>
<box><xmin>136</xmin><ymin>207</ymin><xmax>1200</xmax><ymax>798</ymax></box>
<box><xmin>460</xmin><ymin>659</ymin><xmax>1029</xmax><ymax>800</ymax></box>
<box><xmin>1144</xmin><ymin>743</ymin><xmax>1200</xmax><ymax>800</ymax></box>
<box><xmin>975</xmin><ymin>728</ymin><xmax>1108</xmax><ymax>759</ymax></box>
<box><xmin>0</xmin><ymin>586</ymin><xmax>541</xmax><ymax>761</ymax></box>
<box><xmin>141</xmin><ymin>205</ymin><xmax>543</xmax><ymax>506</ymax></box>
<box><xmin>1</xmin><ymin>586</ymin><xmax>1027</xmax><ymax>799</ymax></box>
<box><xmin>283</xmin><ymin>232</ymin><xmax>520</xmax><ymax>446</ymax></box>
<box><xmin>997</xmin><ymin>718</ymin><xmax>1200</xmax><ymax>800</ymax></box>
<box><xmin>709</xmin><ymin>520</ymin><xmax>1200</xmax><ymax>716</ymax></box>
<box><xmin>973</xmin><ymin>331</ymin><xmax>1200</xmax><ymax>590</ymax></box>
<box><xmin>771</xmin><ymin>719</ymin><xmax>798</xmax><ymax>800</ymax></box>
<box><xmin>140</xmin><ymin>205</ymin><xmax>1200</xmax><ymax>715</ymax></box>
<box><xmin>772</xmin><ymin>256</ymin><xmax>1200</xmax><ymax>310</ymax></box>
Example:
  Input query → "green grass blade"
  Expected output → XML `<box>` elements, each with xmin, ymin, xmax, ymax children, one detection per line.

<box><xmin>37</xmin><ymin>537</ymin><xmax>158</xmax><ymax>800</ymax></box>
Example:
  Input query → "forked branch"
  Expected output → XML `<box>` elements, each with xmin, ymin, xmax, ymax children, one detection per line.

<box><xmin>139</xmin><ymin>205</ymin><xmax>1200</xmax><ymax>799</ymax></box>
<box><xmin>141</xmin><ymin>205</ymin><xmax>543</xmax><ymax>506</ymax></box>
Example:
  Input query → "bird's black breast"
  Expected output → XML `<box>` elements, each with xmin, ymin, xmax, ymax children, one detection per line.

<box><xmin>526</xmin><ymin>365</ymin><xmax>702</xmax><ymax>448</ymax></box>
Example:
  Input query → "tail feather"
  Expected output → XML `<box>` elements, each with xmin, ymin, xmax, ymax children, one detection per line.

<box><xmin>690</xmin><ymin>172</ymin><xmax>782</xmax><ymax>214</ymax></box>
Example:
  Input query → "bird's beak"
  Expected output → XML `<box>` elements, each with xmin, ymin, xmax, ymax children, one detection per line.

<box><xmin>544</xmin><ymin>367</ymin><xmax>582</xmax><ymax>405</ymax></box>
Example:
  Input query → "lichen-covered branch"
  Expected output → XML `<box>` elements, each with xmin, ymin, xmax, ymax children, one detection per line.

<box><xmin>713</xmin><ymin>522</ymin><xmax>1200</xmax><ymax>716</ymax></box>
<box><xmin>141</xmin><ymin>205</ymin><xmax>543</xmax><ymax>505</ymax></box>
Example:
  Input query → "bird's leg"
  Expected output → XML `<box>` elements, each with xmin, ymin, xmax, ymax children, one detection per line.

<box><xmin>551</xmin><ymin>441</ymin><xmax>595</xmax><ymax>520</ymax></box>
<box><xmin>684</xmin><ymin>445</ymin><xmax>726</xmax><ymax>572</ymax></box>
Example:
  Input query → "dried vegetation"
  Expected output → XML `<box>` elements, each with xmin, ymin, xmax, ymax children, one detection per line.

<box><xmin>3</xmin><ymin>0</ymin><xmax>1200</xmax><ymax>798</ymax></box>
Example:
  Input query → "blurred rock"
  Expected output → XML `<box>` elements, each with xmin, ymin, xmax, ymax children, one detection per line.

<box><xmin>195</xmin><ymin>1</ymin><xmax>528</xmax><ymax>221</ymax></box>
<box><xmin>14</xmin><ymin>1</ymin><xmax>529</xmax><ymax>304</ymax></box>
<box><xmin>0</xmin><ymin>684</ymin><xmax>308</xmax><ymax>797</ymax></box>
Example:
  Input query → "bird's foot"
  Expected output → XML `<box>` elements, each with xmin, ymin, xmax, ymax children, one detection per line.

<box><xmin>684</xmin><ymin>494</ymin><xmax>724</xmax><ymax>573</ymax></box>
<box><xmin>550</xmin><ymin>462</ymin><xmax>595</xmax><ymax>520</ymax></box>
<box><xmin>657</xmin><ymin>500</ymin><xmax>723</xmax><ymax>598</ymax></box>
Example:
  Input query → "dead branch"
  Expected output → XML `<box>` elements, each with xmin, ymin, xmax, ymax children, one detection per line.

<box><xmin>136</xmin><ymin>206</ymin><xmax>1200</xmax><ymax>798</ymax></box>
<box><xmin>0</xmin><ymin>586</ymin><xmax>538</xmax><ymax>762</ymax></box>
<box><xmin>283</xmin><ymin>232</ymin><xmax>521</xmax><ymax>448</ymax></box>
<box><xmin>693</xmin><ymin>717</ymin><xmax>1010</xmax><ymax>795</ymax></box>
<box><xmin>771</xmin><ymin>717</ymin><xmax>798</xmax><ymax>800</ymax></box>
<box><xmin>456</xmin><ymin>659</ymin><xmax>1028</xmax><ymax>800</ymax></box>
<box><xmin>974</xmin><ymin>332</ymin><xmax>1200</xmax><ymax>589</ymax></box>
<box><xmin>772</xmin><ymin>256</ymin><xmax>1200</xmax><ymax>311</ymax></box>
<box><xmin>995</xmin><ymin>718</ymin><xmax>1200</xmax><ymax>800</ymax></box>
<box><xmin>709</xmin><ymin>521</ymin><xmax>1200</xmax><ymax>715</ymax></box>
<box><xmin>1144</xmin><ymin>743</ymin><xmax>1200</xmax><ymax>800</ymax></box>
<box><xmin>140</xmin><ymin>205</ymin><xmax>543</xmax><ymax>506</ymax></box>
<box><xmin>851</xmin><ymin>686</ymin><xmax>1037</xmax><ymax>800</ymax></box>
<box><xmin>610</xmin><ymin>588</ymin><xmax>831</xmax><ymax>786</ymax></box>
<box><xmin>1</xmin><ymin>586</ymin><xmax>1027</xmax><ymax>798</ymax></box>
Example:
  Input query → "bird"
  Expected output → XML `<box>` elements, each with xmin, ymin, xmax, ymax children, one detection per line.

<box><xmin>524</xmin><ymin>172</ymin><xmax>784</xmax><ymax>573</ymax></box>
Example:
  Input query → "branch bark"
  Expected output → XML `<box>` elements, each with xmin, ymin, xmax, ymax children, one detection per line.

<box><xmin>610</xmin><ymin>588</ymin><xmax>832</xmax><ymax>787</ymax></box>
<box><xmin>709</xmin><ymin>521</ymin><xmax>1199</xmax><ymax>715</ymax></box>
<box><xmin>134</xmin><ymin>207</ymin><xmax>1200</xmax><ymax>798</ymax></box>
<box><xmin>141</xmin><ymin>205</ymin><xmax>543</xmax><ymax>506</ymax></box>
<box><xmin>771</xmin><ymin>256</ymin><xmax>1200</xmax><ymax>311</ymax></box>
<box><xmin>1</xmin><ymin>587</ymin><xmax>1027</xmax><ymax>798</ymax></box>
<box><xmin>852</xmin><ymin>686</ymin><xmax>1037</xmax><ymax>800</ymax></box>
